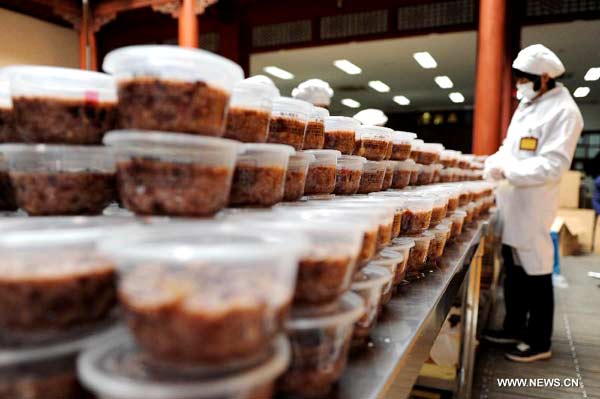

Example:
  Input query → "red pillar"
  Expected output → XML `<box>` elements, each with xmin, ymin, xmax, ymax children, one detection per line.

<box><xmin>472</xmin><ymin>0</ymin><xmax>506</xmax><ymax>155</ymax></box>
<box><xmin>178</xmin><ymin>0</ymin><xmax>199</xmax><ymax>48</ymax></box>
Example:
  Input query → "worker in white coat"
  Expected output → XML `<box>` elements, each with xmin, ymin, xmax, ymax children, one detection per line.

<box><xmin>481</xmin><ymin>44</ymin><xmax>583</xmax><ymax>362</ymax></box>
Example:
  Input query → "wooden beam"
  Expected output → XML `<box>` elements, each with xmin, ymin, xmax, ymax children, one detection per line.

<box><xmin>472</xmin><ymin>0</ymin><xmax>506</xmax><ymax>155</ymax></box>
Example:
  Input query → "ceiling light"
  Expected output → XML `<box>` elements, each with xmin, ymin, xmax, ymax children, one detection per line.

<box><xmin>368</xmin><ymin>80</ymin><xmax>390</xmax><ymax>93</ymax></box>
<box><xmin>393</xmin><ymin>95</ymin><xmax>411</xmax><ymax>106</ymax></box>
<box><xmin>449</xmin><ymin>92</ymin><xmax>465</xmax><ymax>103</ymax></box>
<box><xmin>435</xmin><ymin>76</ymin><xmax>454</xmax><ymax>89</ymax></box>
<box><xmin>573</xmin><ymin>87</ymin><xmax>590</xmax><ymax>98</ymax></box>
<box><xmin>341</xmin><ymin>98</ymin><xmax>361</xmax><ymax>108</ymax></box>
<box><xmin>413</xmin><ymin>52</ymin><xmax>437</xmax><ymax>69</ymax></box>
<box><xmin>584</xmin><ymin>67</ymin><xmax>600</xmax><ymax>81</ymax></box>
<box><xmin>263</xmin><ymin>66</ymin><xmax>294</xmax><ymax>80</ymax></box>
<box><xmin>333</xmin><ymin>59</ymin><xmax>362</xmax><ymax>75</ymax></box>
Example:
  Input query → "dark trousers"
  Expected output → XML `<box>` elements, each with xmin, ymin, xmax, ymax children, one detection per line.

<box><xmin>502</xmin><ymin>245</ymin><xmax>554</xmax><ymax>351</ymax></box>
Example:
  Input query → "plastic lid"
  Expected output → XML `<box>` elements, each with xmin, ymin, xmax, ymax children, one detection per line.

<box><xmin>395</xmin><ymin>159</ymin><xmax>419</xmax><ymax>171</ymax></box>
<box><xmin>432</xmin><ymin>223</ymin><xmax>450</xmax><ymax>236</ymax></box>
<box><xmin>376</xmin><ymin>248</ymin><xmax>405</xmax><ymax>263</ymax></box>
<box><xmin>391</xmin><ymin>237</ymin><xmax>416</xmax><ymax>250</ymax></box>
<box><xmin>351</xmin><ymin>265</ymin><xmax>392</xmax><ymax>290</ymax></box>
<box><xmin>271</xmin><ymin>96</ymin><xmax>313</xmax><ymax>118</ymax></box>
<box><xmin>303</xmin><ymin>149</ymin><xmax>341</xmax><ymax>162</ymax></box>
<box><xmin>78</xmin><ymin>333</ymin><xmax>290</xmax><ymax>399</ymax></box>
<box><xmin>412</xmin><ymin>139</ymin><xmax>425</xmax><ymax>147</ymax></box>
<box><xmin>356</xmin><ymin>125</ymin><xmax>393</xmax><ymax>140</ymax></box>
<box><xmin>408</xmin><ymin>230</ymin><xmax>435</xmax><ymax>242</ymax></box>
<box><xmin>103</xmin><ymin>130</ymin><xmax>240</xmax><ymax>152</ymax></box>
<box><xmin>233</xmin><ymin>79</ymin><xmax>279</xmax><ymax>99</ymax></box>
<box><xmin>391</xmin><ymin>131</ymin><xmax>417</xmax><ymax>143</ymax></box>
<box><xmin>103</xmin><ymin>45</ymin><xmax>243</xmax><ymax>92</ymax></box>
<box><xmin>440</xmin><ymin>149</ymin><xmax>461</xmax><ymax>159</ymax></box>
<box><xmin>287</xmin><ymin>291</ymin><xmax>364</xmax><ymax>330</ymax></box>
<box><xmin>324</xmin><ymin>116</ymin><xmax>360</xmax><ymax>132</ymax></box>
<box><xmin>0</xmin><ymin>144</ymin><xmax>114</xmax><ymax>173</ymax></box>
<box><xmin>310</xmin><ymin>105</ymin><xmax>330</xmax><ymax>121</ymax></box>
<box><xmin>363</xmin><ymin>160</ymin><xmax>387</xmax><ymax>172</ymax></box>
<box><xmin>290</xmin><ymin>152</ymin><xmax>316</xmax><ymax>163</ymax></box>
<box><xmin>337</xmin><ymin>155</ymin><xmax>366</xmax><ymax>169</ymax></box>
<box><xmin>5</xmin><ymin>65</ymin><xmax>117</xmax><ymax>102</ymax></box>
<box><xmin>241</xmin><ymin>143</ymin><xmax>295</xmax><ymax>156</ymax></box>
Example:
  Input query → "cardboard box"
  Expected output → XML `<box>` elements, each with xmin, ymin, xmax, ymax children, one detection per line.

<box><xmin>559</xmin><ymin>171</ymin><xmax>582</xmax><ymax>208</ymax></box>
<box><xmin>594</xmin><ymin>217</ymin><xmax>600</xmax><ymax>255</ymax></box>
<box><xmin>556</xmin><ymin>208</ymin><xmax>596</xmax><ymax>252</ymax></box>
<box><xmin>552</xmin><ymin>217</ymin><xmax>581</xmax><ymax>256</ymax></box>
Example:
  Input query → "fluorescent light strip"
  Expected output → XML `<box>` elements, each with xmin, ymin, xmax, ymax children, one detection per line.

<box><xmin>333</xmin><ymin>59</ymin><xmax>362</xmax><ymax>75</ymax></box>
<box><xmin>263</xmin><ymin>66</ymin><xmax>294</xmax><ymax>80</ymax></box>
<box><xmin>573</xmin><ymin>87</ymin><xmax>590</xmax><ymax>98</ymax></box>
<box><xmin>435</xmin><ymin>76</ymin><xmax>454</xmax><ymax>89</ymax></box>
<box><xmin>368</xmin><ymin>80</ymin><xmax>390</xmax><ymax>93</ymax></box>
<box><xmin>413</xmin><ymin>52</ymin><xmax>437</xmax><ymax>69</ymax></box>
<box><xmin>341</xmin><ymin>98</ymin><xmax>361</xmax><ymax>108</ymax></box>
<box><xmin>393</xmin><ymin>95</ymin><xmax>410</xmax><ymax>106</ymax></box>
<box><xmin>584</xmin><ymin>67</ymin><xmax>600</xmax><ymax>81</ymax></box>
<box><xmin>449</xmin><ymin>92</ymin><xmax>465</xmax><ymax>103</ymax></box>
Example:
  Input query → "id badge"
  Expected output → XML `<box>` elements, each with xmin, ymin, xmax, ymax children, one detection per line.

<box><xmin>519</xmin><ymin>136</ymin><xmax>538</xmax><ymax>152</ymax></box>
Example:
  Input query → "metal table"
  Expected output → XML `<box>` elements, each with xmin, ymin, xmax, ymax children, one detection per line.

<box><xmin>334</xmin><ymin>219</ymin><xmax>487</xmax><ymax>399</ymax></box>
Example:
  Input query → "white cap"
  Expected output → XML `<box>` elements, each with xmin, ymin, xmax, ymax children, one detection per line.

<box><xmin>245</xmin><ymin>75</ymin><xmax>280</xmax><ymax>97</ymax></box>
<box><xmin>292</xmin><ymin>79</ymin><xmax>334</xmax><ymax>106</ymax></box>
<box><xmin>512</xmin><ymin>44</ymin><xmax>565</xmax><ymax>78</ymax></box>
<box><xmin>353</xmin><ymin>109</ymin><xmax>388</xmax><ymax>126</ymax></box>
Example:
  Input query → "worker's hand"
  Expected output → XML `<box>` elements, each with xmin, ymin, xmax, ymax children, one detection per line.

<box><xmin>484</xmin><ymin>166</ymin><xmax>505</xmax><ymax>181</ymax></box>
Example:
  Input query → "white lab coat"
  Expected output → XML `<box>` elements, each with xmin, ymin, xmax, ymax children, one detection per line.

<box><xmin>484</xmin><ymin>84</ymin><xmax>583</xmax><ymax>275</ymax></box>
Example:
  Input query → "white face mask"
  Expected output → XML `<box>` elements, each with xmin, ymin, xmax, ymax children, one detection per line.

<box><xmin>516</xmin><ymin>81</ymin><xmax>537</xmax><ymax>101</ymax></box>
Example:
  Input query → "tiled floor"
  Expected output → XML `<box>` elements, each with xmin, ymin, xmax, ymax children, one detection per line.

<box><xmin>473</xmin><ymin>255</ymin><xmax>600</xmax><ymax>399</ymax></box>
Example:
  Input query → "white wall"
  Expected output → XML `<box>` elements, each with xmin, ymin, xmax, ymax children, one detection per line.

<box><xmin>0</xmin><ymin>8</ymin><xmax>79</xmax><ymax>68</ymax></box>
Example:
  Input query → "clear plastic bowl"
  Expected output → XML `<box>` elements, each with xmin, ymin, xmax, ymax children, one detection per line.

<box><xmin>355</xmin><ymin>126</ymin><xmax>392</xmax><ymax>161</ymax></box>
<box><xmin>390</xmin><ymin>131</ymin><xmax>417</xmax><ymax>161</ymax></box>
<box><xmin>224</xmin><ymin>79</ymin><xmax>277</xmax><ymax>143</ymax></box>
<box><xmin>99</xmin><ymin>223</ymin><xmax>306</xmax><ymax>366</ymax></box>
<box><xmin>323</xmin><ymin>116</ymin><xmax>360</xmax><ymax>155</ymax></box>
<box><xmin>303</xmin><ymin>106</ymin><xmax>329</xmax><ymax>150</ymax></box>
<box><xmin>334</xmin><ymin>155</ymin><xmax>365</xmax><ymax>195</ymax></box>
<box><xmin>410</xmin><ymin>189</ymin><xmax>449</xmax><ymax>227</ymax></box>
<box><xmin>225</xmin><ymin>214</ymin><xmax>364</xmax><ymax>305</ymax></box>
<box><xmin>438</xmin><ymin>167</ymin><xmax>456</xmax><ymax>183</ymax></box>
<box><xmin>5</xmin><ymin>65</ymin><xmax>117</xmax><ymax>144</ymax></box>
<box><xmin>351</xmin><ymin>265</ymin><xmax>392</xmax><ymax>348</ymax></box>
<box><xmin>411</xmin><ymin>142</ymin><xmax>444</xmax><ymax>165</ymax></box>
<box><xmin>103</xmin><ymin>130</ymin><xmax>239</xmax><ymax>216</ymax></box>
<box><xmin>0</xmin><ymin>76</ymin><xmax>18</xmax><ymax>143</ymax></box>
<box><xmin>284</xmin><ymin>152</ymin><xmax>315</xmax><ymax>201</ymax></box>
<box><xmin>0</xmin><ymin>217</ymin><xmax>134</xmax><ymax>344</ymax></box>
<box><xmin>389</xmin><ymin>237</ymin><xmax>415</xmax><ymax>284</ymax></box>
<box><xmin>361</xmin><ymin>194</ymin><xmax>406</xmax><ymax>238</ymax></box>
<box><xmin>1</xmin><ymin>144</ymin><xmax>115</xmax><ymax>216</ymax></box>
<box><xmin>2</xmin><ymin>322</ymin><xmax>120</xmax><ymax>399</ymax></box>
<box><xmin>462</xmin><ymin>202</ymin><xmax>476</xmax><ymax>223</ymax></box>
<box><xmin>448</xmin><ymin>210</ymin><xmax>467</xmax><ymax>240</ymax></box>
<box><xmin>440</xmin><ymin>149</ymin><xmax>461</xmax><ymax>168</ymax></box>
<box><xmin>372</xmin><ymin>192</ymin><xmax>434</xmax><ymax>235</ymax></box>
<box><xmin>303</xmin><ymin>149</ymin><xmax>340</xmax><ymax>195</ymax></box>
<box><xmin>79</xmin><ymin>332</ymin><xmax>290</xmax><ymax>399</ymax></box>
<box><xmin>428</xmin><ymin>224</ymin><xmax>450</xmax><ymax>261</ymax></box>
<box><xmin>415</xmin><ymin>163</ymin><xmax>436</xmax><ymax>185</ymax></box>
<box><xmin>382</xmin><ymin>160</ymin><xmax>395</xmax><ymax>190</ymax></box>
<box><xmin>391</xmin><ymin>159</ymin><xmax>417</xmax><ymax>189</ymax></box>
<box><xmin>370</xmin><ymin>248</ymin><xmax>405</xmax><ymax>299</ymax></box>
<box><xmin>406</xmin><ymin>230</ymin><xmax>435</xmax><ymax>275</ymax></box>
<box><xmin>357</xmin><ymin>160</ymin><xmax>386</xmax><ymax>194</ymax></box>
<box><xmin>268</xmin><ymin>97</ymin><xmax>312</xmax><ymax>150</ymax></box>
<box><xmin>103</xmin><ymin>45</ymin><xmax>243</xmax><ymax>137</ymax></box>
<box><xmin>229</xmin><ymin>143</ymin><xmax>295</xmax><ymax>207</ymax></box>
<box><xmin>279</xmin><ymin>292</ymin><xmax>364</xmax><ymax>398</ymax></box>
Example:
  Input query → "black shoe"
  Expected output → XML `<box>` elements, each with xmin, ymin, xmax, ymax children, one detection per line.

<box><xmin>505</xmin><ymin>343</ymin><xmax>552</xmax><ymax>363</ymax></box>
<box><xmin>481</xmin><ymin>329</ymin><xmax>520</xmax><ymax>345</ymax></box>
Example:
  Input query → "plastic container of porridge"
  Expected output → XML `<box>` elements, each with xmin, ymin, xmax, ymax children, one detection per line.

<box><xmin>103</xmin><ymin>45</ymin><xmax>243</xmax><ymax>137</ymax></box>
<box><xmin>357</xmin><ymin>161</ymin><xmax>386</xmax><ymax>194</ymax></box>
<box><xmin>103</xmin><ymin>130</ymin><xmax>239</xmax><ymax>216</ymax></box>
<box><xmin>79</xmin><ymin>332</ymin><xmax>290</xmax><ymax>399</ymax></box>
<box><xmin>268</xmin><ymin>97</ymin><xmax>313</xmax><ymax>150</ymax></box>
<box><xmin>0</xmin><ymin>217</ymin><xmax>136</xmax><ymax>344</ymax></box>
<box><xmin>448</xmin><ymin>210</ymin><xmax>467</xmax><ymax>240</ymax></box>
<box><xmin>224</xmin><ymin>79</ymin><xmax>277</xmax><ymax>142</ymax></box>
<box><xmin>370</xmin><ymin>248</ymin><xmax>405</xmax><ymax>295</ymax></box>
<box><xmin>323</xmin><ymin>116</ymin><xmax>360</xmax><ymax>155</ymax></box>
<box><xmin>409</xmin><ymin>189</ymin><xmax>449</xmax><ymax>227</ymax></box>
<box><xmin>389</xmin><ymin>237</ymin><xmax>415</xmax><ymax>284</ymax></box>
<box><xmin>350</xmin><ymin>265</ymin><xmax>392</xmax><ymax>348</ymax></box>
<box><xmin>406</xmin><ymin>230</ymin><xmax>435</xmax><ymax>275</ymax></box>
<box><xmin>334</xmin><ymin>155</ymin><xmax>365</xmax><ymax>195</ymax></box>
<box><xmin>0</xmin><ymin>76</ymin><xmax>18</xmax><ymax>143</ymax></box>
<box><xmin>411</xmin><ymin>142</ymin><xmax>444</xmax><ymax>165</ymax></box>
<box><xmin>371</xmin><ymin>192</ymin><xmax>434</xmax><ymax>235</ymax></box>
<box><xmin>284</xmin><ymin>152</ymin><xmax>315</xmax><ymax>201</ymax></box>
<box><xmin>303</xmin><ymin>149</ymin><xmax>340</xmax><ymax>195</ymax></box>
<box><xmin>428</xmin><ymin>223</ymin><xmax>450</xmax><ymax>262</ymax></box>
<box><xmin>439</xmin><ymin>149</ymin><xmax>461</xmax><ymax>168</ymax></box>
<box><xmin>303</xmin><ymin>106</ymin><xmax>329</xmax><ymax>150</ymax></box>
<box><xmin>355</xmin><ymin>126</ymin><xmax>392</xmax><ymax>161</ymax></box>
<box><xmin>229</xmin><ymin>143</ymin><xmax>294</xmax><ymax>207</ymax></box>
<box><xmin>438</xmin><ymin>167</ymin><xmax>456</xmax><ymax>183</ymax></box>
<box><xmin>415</xmin><ymin>163</ymin><xmax>436</xmax><ymax>185</ymax></box>
<box><xmin>99</xmin><ymin>224</ymin><xmax>306</xmax><ymax>366</ymax></box>
<box><xmin>5</xmin><ymin>66</ymin><xmax>117</xmax><ymax>144</ymax></box>
<box><xmin>1</xmin><ymin>144</ymin><xmax>116</xmax><ymax>215</ymax></box>
<box><xmin>391</xmin><ymin>159</ymin><xmax>417</xmax><ymax>189</ymax></box>
<box><xmin>390</xmin><ymin>131</ymin><xmax>417</xmax><ymax>161</ymax></box>
<box><xmin>279</xmin><ymin>292</ymin><xmax>364</xmax><ymax>398</ymax></box>
<box><xmin>382</xmin><ymin>160</ymin><xmax>395</xmax><ymax>191</ymax></box>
